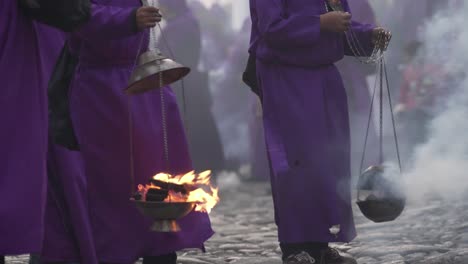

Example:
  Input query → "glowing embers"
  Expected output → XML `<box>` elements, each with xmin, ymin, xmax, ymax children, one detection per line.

<box><xmin>356</xmin><ymin>165</ymin><xmax>406</xmax><ymax>223</ymax></box>
<box><xmin>132</xmin><ymin>170</ymin><xmax>219</xmax><ymax>232</ymax></box>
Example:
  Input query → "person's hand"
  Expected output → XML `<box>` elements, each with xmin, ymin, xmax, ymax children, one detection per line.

<box><xmin>372</xmin><ymin>27</ymin><xmax>392</xmax><ymax>50</ymax></box>
<box><xmin>320</xmin><ymin>11</ymin><xmax>352</xmax><ymax>33</ymax></box>
<box><xmin>136</xmin><ymin>6</ymin><xmax>162</xmax><ymax>30</ymax></box>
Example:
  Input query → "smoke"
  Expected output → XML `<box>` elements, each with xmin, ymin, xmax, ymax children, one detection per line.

<box><xmin>403</xmin><ymin>2</ymin><xmax>468</xmax><ymax>202</ymax></box>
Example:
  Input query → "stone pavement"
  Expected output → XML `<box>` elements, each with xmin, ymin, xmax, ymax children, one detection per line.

<box><xmin>6</xmin><ymin>182</ymin><xmax>468</xmax><ymax>264</ymax></box>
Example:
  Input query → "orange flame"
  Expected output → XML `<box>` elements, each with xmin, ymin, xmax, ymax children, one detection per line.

<box><xmin>139</xmin><ymin>170</ymin><xmax>219</xmax><ymax>213</ymax></box>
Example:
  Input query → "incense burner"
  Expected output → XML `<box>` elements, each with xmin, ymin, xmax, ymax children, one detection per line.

<box><xmin>356</xmin><ymin>165</ymin><xmax>406</xmax><ymax>223</ymax></box>
<box><xmin>132</xmin><ymin>200</ymin><xmax>196</xmax><ymax>232</ymax></box>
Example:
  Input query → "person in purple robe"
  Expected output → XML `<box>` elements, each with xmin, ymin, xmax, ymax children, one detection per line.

<box><xmin>335</xmin><ymin>0</ymin><xmax>379</xmax><ymax>180</ymax></box>
<box><xmin>37</xmin><ymin>1</ymin><xmax>213</xmax><ymax>263</ymax></box>
<box><xmin>158</xmin><ymin>0</ymin><xmax>226</xmax><ymax>175</ymax></box>
<box><xmin>249</xmin><ymin>0</ymin><xmax>388</xmax><ymax>263</ymax></box>
<box><xmin>0</xmin><ymin>1</ymin><xmax>64</xmax><ymax>261</ymax></box>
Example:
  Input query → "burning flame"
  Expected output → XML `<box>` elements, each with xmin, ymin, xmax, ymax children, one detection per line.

<box><xmin>137</xmin><ymin>170</ymin><xmax>219</xmax><ymax>213</ymax></box>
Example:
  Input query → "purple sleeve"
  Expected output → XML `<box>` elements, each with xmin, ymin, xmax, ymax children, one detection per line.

<box><xmin>252</xmin><ymin>0</ymin><xmax>321</xmax><ymax>49</ymax></box>
<box><xmin>74</xmin><ymin>3</ymin><xmax>138</xmax><ymax>40</ymax></box>
<box><xmin>343</xmin><ymin>0</ymin><xmax>375</xmax><ymax>57</ymax></box>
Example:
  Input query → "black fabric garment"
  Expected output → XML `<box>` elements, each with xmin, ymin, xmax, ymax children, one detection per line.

<box><xmin>142</xmin><ymin>253</ymin><xmax>177</xmax><ymax>264</ymax></box>
<box><xmin>242</xmin><ymin>54</ymin><xmax>260</xmax><ymax>98</ymax></box>
<box><xmin>280</xmin><ymin>242</ymin><xmax>329</xmax><ymax>260</ymax></box>
<box><xmin>18</xmin><ymin>0</ymin><xmax>90</xmax><ymax>32</ymax></box>
<box><xmin>48</xmin><ymin>42</ymin><xmax>80</xmax><ymax>151</ymax></box>
<box><xmin>1</xmin><ymin>255</ymin><xmax>5</xmax><ymax>264</ymax></box>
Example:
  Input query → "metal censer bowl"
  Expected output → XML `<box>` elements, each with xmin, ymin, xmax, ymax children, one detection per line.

<box><xmin>356</xmin><ymin>165</ymin><xmax>406</xmax><ymax>223</ymax></box>
<box><xmin>132</xmin><ymin>200</ymin><xmax>195</xmax><ymax>232</ymax></box>
<box><xmin>125</xmin><ymin>49</ymin><xmax>190</xmax><ymax>95</ymax></box>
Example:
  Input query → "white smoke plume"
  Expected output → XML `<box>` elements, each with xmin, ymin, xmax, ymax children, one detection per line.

<box><xmin>404</xmin><ymin>2</ymin><xmax>468</xmax><ymax>202</ymax></box>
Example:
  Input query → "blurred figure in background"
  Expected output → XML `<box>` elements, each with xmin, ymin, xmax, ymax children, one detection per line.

<box><xmin>215</xmin><ymin>18</ymin><xmax>270</xmax><ymax>180</ymax></box>
<box><xmin>195</xmin><ymin>3</ymin><xmax>234</xmax><ymax>73</ymax></box>
<box><xmin>159</xmin><ymin>0</ymin><xmax>226</xmax><ymax>175</ymax></box>
<box><xmin>371</xmin><ymin>1</ymin><xmax>430</xmax><ymax>102</ymax></box>
<box><xmin>395</xmin><ymin>41</ymin><xmax>453</xmax><ymax>164</ymax></box>
<box><xmin>379</xmin><ymin>0</ymin><xmax>463</xmax><ymax>165</ymax></box>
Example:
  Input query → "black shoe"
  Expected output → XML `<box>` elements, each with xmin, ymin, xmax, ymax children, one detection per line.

<box><xmin>143</xmin><ymin>253</ymin><xmax>177</xmax><ymax>264</ymax></box>
<box><xmin>318</xmin><ymin>248</ymin><xmax>357</xmax><ymax>264</ymax></box>
<box><xmin>283</xmin><ymin>251</ymin><xmax>317</xmax><ymax>264</ymax></box>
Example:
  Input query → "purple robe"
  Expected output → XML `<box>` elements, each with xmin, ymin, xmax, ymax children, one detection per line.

<box><xmin>41</xmin><ymin>143</ymin><xmax>98</xmax><ymax>263</ymax></box>
<box><xmin>0</xmin><ymin>0</ymin><xmax>63</xmax><ymax>255</ymax></box>
<box><xmin>249</xmin><ymin>0</ymin><xmax>374</xmax><ymax>243</ymax></box>
<box><xmin>41</xmin><ymin>1</ymin><xmax>213</xmax><ymax>262</ymax></box>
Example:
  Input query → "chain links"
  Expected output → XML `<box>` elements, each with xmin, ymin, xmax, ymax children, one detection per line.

<box><xmin>159</xmin><ymin>63</ymin><xmax>170</xmax><ymax>171</ymax></box>
<box><xmin>324</xmin><ymin>0</ymin><xmax>390</xmax><ymax>65</ymax></box>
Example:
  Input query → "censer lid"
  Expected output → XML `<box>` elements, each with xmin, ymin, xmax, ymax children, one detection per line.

<box><xmin>125</xmin><ymin>49</ymin><xmax>190</xmax><ymax>95</ymax></box>
<box><xmin>356</xmin><ymin>165</ymin><xmax>406</xmax><ymax>223</ymax></box>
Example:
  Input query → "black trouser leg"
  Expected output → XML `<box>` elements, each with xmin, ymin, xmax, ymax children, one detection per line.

<box><xmin>142</xmin><ymin>253</ymin><xmax>177</xmax><ymax>264</ymax></box>
<box><xmin>29</xmin><ymin>254</ymin><xmax>40</xmax><ymax>264</ymax></box>
<box><xmin>28</xmin><ymin>255</ymin><xmax>75</xmax><ymax>264</ymax></box>
<box><xmin>1</xmin><ymin>255</ymin><xmax>5</xmax><ymax>264</ymax></box>
<box><xmin>280</xmin><ymin>242</ymin><xmax>328</xmax><ymax>260</ymax></box>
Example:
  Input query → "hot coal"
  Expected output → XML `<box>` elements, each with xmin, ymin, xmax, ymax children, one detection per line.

<box><xmin>149</xmin><ymin>179</ymin><xmax>188</xmax><ymax>195</ymax></box>
<box><xmin>146</xmin><ymin>188</ymin><xmax>169</xmax><ymax>202</ymax></box>
<box><xmin>132</xmin><ymin>192</ymin><xmax>143</xmax><ymax>201</ymax></box>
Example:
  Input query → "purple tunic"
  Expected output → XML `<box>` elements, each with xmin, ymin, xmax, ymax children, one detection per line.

<box><xmin>42</xmin><ymin>1</ymin><xmax>213</xmax><ymax>262</ymax></box>
<box><xmin>0</xmin><ymin>0</ymin><xmax>63</xmax><ymax>255</ymax></box>
<box><xmin>250</xmin><ymin>0</ymin><xmax>374</xmax><ymax>243</ymax></box>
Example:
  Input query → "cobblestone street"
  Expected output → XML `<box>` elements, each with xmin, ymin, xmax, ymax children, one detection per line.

<box><xmin>6</xmin><ymin>182</ymin><xmax>468</xmax><ymax>264</ymax></box>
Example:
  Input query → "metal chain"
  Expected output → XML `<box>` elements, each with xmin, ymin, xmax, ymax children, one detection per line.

<box><xmin>345</xmin><ymin>29</ymin><xmax>385</xmax><ymax>64</ymax></box>
<box><xmin>157</xmin><ymin>23</ymin><xmax>189</xmax><ymax>133</ymax></box>
<box><xmin>159</xmin><ymin>64</ymin><xmax>170</xmax><ymax>171</ymax></box>
<box><xmin>324</xmin><ymin>0</ymin><xmax>387</xmax><ymax>65</ymax></box>
<box><xmin>359</xmin><ymin>62</ymin><xmax>380</xmax><ymax>174</ymax></box>
<box><xmin>323</xmin><ymin>0</ymin><xmax>400</xmax><ymax>173</ymax></box>
<box><xmin>359</xmin><ymin>59</ymin><xmax>402</xmax><ymax>174</ymax></box>
<box><xmin>384</xmin><ymin>59</ymin><xmax>402</xmax><ymax>172</ymax></box>
<box><xmin>379</xmin><ymin>58</ymin><xmax>384</xmax><ymax>164</ymax></box>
